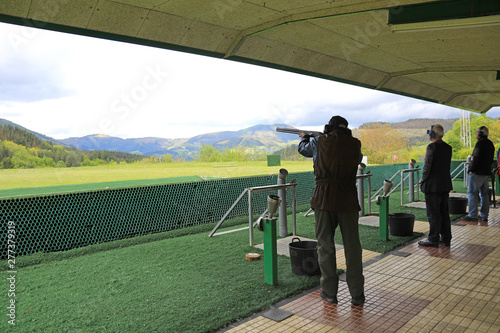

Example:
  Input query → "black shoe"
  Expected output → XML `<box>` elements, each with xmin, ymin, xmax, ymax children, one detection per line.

<box><xmin>351</xmin><ymin>293</ymin><xmax>365</xmax><ymax>306</ymax></box>
<box><xmin>320</xmin><ymin>290</ymin><xmax>338</xmax><ymax>304</ymax></box>
<box><xmin>319</xmin><ymin>290</ymin><xmax>339</xmax><ymax>304</ymax></box>
<box><xmin>462</xmin><ymin>216</ymin><xmax>478</xmax><ymax>222</ymax></box>
<box><xmin>418</xmin><ymin>240</ymin><xmax>439</xmax><ymax>248</ymax></box>
<box><xmin>439</xmin><ymin>240</ymin><xmax>451</xmax><ymax>246</ymax></box>
<box><xmin>478</xmin><ymin>217</ymin><xmax>488</xmax><ymax>222</ymax></box>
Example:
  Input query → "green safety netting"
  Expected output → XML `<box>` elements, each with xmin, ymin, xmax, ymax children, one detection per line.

<box><xmin>0</xmin><ymin>161</ymin><xmax>466</xmax><ymax>258</ymax></box>
<box><xmin>1</xmin><ymin>172</ymin><xmax>315</xmax><ymax>258</ymax></box>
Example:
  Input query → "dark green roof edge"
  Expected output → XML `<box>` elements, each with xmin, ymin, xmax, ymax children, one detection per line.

<box><xmin>0</xmin><ymin>13</ymin><xmax>225</xmax><ymax>59</ymax></box>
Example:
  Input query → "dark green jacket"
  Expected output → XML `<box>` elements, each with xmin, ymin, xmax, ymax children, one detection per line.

<box><xmin>299</xmin><ymin>128</ymin><xmax>362</xmax><ymax>212</ymax></box>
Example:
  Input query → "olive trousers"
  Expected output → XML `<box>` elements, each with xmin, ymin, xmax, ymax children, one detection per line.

<box><xmin>314</xmin><ymin>209</ymin><xmax>364</xmax><ymax>298</ymax></box>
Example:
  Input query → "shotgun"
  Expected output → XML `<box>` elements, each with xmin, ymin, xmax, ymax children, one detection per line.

<box><xmin>275</xmin><ymin>127</ymin><xmax>324</xmax><ymax>137</ymax></box>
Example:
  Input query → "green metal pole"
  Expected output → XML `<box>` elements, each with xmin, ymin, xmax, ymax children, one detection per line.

<box><xmin>379</xmin><ymin>196</ymin><xmax>389</xmax><ymax>241</ymax></box>
<box><xmin>263</xmin><ymin>217</ymin><xmax>278</xmax><ymax>285</ymax></box>
<box><xmin>496</xmin><ymin>174</ymin><xmax>500</xmax><ymax>196</ymax></box>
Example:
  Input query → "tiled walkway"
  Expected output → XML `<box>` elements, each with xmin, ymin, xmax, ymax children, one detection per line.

<box><xmin>223</xmin><ymin>207</ymin><xmax>500</xmax><ymax>332</ymax></box>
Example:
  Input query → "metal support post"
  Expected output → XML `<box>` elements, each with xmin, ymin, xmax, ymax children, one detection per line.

<box><xmin>291</xmin><ymin>186</ymin><xmax>297</xmax><ymax>236</ymax></box>
<box><xmin>357</xmin><ymin>163</ymin><xmax>366</xmax><ymax>216</ymax></box>
<box><xmin>465</xmin><ymin>156</ymin><xmax>471</xmax><ymax>188</ymax></box>
<box><xmin>263</xmin><ymin>217</ymin><xmax>278</xmax><ymax>285</ymax></box>
<box><xmin>379</xmin><ymin>196</ymin><xmax>389</xmax><ymax>241</ymax></box>
<box><xmin>416</xmin><ymin>169</ymin><xmax>420</xmax><ymax>201</ymax></box>
<box><xmin>367</xmin><ymin>174</ymin><xmax>372</xmax><ymax>215</ymax></box>
<box><xmin>248</xmin><ymin>190</ymin><xmax>253</xmax><ymax>246</ymax></box>
<box><xmin>356</xmin><ymin>173</ymin><xmax>372</xmax><ymax>215</ymax></box>
<box><xmin>401</xmin><ymin>171</ymin><xmax>404</xmax><ymax>206</ymax></box>
<box><xmin>277</xmin><ymin>169</ymin><xmax>288</xmax><ymax>237</ymax></box>
<box><xmin>401</xmin><ymin>167</ymin><xmax>420</xmax><ymax>206</ymax></box>
<box><xmin>408</xmin><ymin>159</ymin><xmax>416</xmax><ymax>202</ymax></box>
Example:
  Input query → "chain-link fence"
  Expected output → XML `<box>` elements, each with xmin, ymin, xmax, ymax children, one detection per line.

<box><xmin>1</xmin><ymin>171</ymin><xmax>316</xmax><ymax>258</ymax></box>
<box><xmin>1</xmin><ymin>161</ymin><xmax>467</xmax><ymax>258</ymax></box>
<box><xmin>363</xmin><ymin>160</ymin><xmax>465</xmax><ymax>192</ymax></box>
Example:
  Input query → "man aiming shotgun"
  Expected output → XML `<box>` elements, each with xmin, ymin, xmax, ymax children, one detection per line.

<box><xmin>282</xmin><ymin>116</ymin><xmax>365</xmax><ymax>306</ymax></box>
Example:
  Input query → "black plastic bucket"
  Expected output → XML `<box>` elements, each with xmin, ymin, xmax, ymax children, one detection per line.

<box><xmin>448</xmin><ymin>197</ymin><xmax>467</xmax><ymax>215</ymax></box>
<box><xmin>288</xmin><ymin>237</ymin><xmax>321</xmax><ymax>276</ymax></box>
<box><xmin>388</xmin><ymin>213</ymin><xmax>415</xmax><ymax>236</ymax></box>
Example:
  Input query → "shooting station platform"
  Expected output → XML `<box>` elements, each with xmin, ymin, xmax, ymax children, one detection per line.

<box><xmin>223</xmin><ymin>201</ymin><xmax>500</xmax><ymax>333</ymax></box>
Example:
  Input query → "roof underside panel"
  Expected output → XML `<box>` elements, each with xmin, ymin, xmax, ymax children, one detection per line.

<box><xmin>0</xmin><ymin>0</ymin><xmax>498</xmax><ymax>113</ymax></box>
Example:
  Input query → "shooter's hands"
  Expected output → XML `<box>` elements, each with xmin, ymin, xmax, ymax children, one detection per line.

<box><xmin>298</xmin><ymin>132</ymin><xmax>310</xmax><ymax>139</ymax></box>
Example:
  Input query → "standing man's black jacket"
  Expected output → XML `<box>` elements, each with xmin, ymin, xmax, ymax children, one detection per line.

<box><xmin>421</xmin><ymin>140</ymin><xmax>453</xmax><ymax>193</ymax></box>
<box><xmin>469</xmin><ymin>137</ymin><xmax>495</xmax><ymax>175</ymax></box>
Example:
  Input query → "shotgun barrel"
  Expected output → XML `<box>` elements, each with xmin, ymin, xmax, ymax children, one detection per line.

<box><xmin>275</xmin><ymin>127</ymin><xmax>323</xmax><ymax>137</ymax></box>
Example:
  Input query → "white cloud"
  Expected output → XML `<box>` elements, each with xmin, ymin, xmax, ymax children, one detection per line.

<box><xmin>1</xmin><ymin>22</ymin><xmax>497</xmax><ymax>140</ymax></box>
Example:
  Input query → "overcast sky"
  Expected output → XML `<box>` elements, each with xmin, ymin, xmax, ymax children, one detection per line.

<box><xmin>1</xmin><ymin>22</ymin><xmax>498</xmax><ymax>140</ymax></box>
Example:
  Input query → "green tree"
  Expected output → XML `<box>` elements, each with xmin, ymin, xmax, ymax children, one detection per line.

<box><xmin>356</xmin><ymin>123</ymin><xmax>409</xmax><ymax>164</ymax></box>
<box><xmin>42</xmin><ymin>156</ymin><xmax>56</xmax><ymax>167</ymax></box>
<box><xmin>221</xmin><ymin>146</ymin><xmax>247</xmax><ymax>162</ymax></box>
<box><xmin>198</xmin><ymin>144</ymin><xmax>221</xmax><ymax>162</ymax></box>
<box><xmin>161</xmin><ymin>154</ymin><xmax>173</xmax><ymax>163</ymax></box>
<box><xmin>444</xmin><ymin>114</ymin><xmax>500</xmax><ymax>158</ymax></box>
<box><xmin>81</xmin><ymin>156</ymin><xmax>93</xmax><ymax>166</ymax></box>
<box><xmin>2</xmin><ymin>157</ymin><xmax>13</xmax><ymax>169</ymax></box>
<box><xmin>65</xmin><ymin>151</ymin><xmax>81</xmax><ymax>167</ymax></box>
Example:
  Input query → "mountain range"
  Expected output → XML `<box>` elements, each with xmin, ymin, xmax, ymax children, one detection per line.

<box><xmin>59</xmin><ymin>124</ymin><xmax>299</xmax><ymax>159</ymax></box>
<box><xmin>0</xmin><ymin>119</ymin><xmax>301</xmax><ymax>159</ymax></box>
<box><xmin>1</xmin><ymin>118</ymin><xmax>459</xmax><ymax>159</ymax></box>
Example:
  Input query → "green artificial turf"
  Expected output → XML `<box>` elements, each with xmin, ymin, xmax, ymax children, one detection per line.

<box><xmin>2</xmin><ymin>218</ymin><xmax>320</xmax><ymax>332</ymax></box>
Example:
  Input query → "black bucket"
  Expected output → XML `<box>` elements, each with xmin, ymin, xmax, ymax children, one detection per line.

<box><xmin>388</xmin><ymin>212</ymin><xmax>415</xmax><ymax>236</ymax></box>
<box><xmin>448</xmin><ymin>197</ymin><xmax>467</xmax><ymax>215</ymax></box>
<box><xmin>288</xmin><ymin>237</ymin><xmax>321</xmax><ymax>276</ymax></box>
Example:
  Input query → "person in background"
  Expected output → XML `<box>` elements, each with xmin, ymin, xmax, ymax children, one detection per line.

<box><xmin>494</xmin><ymin>145</ymin><xmax>500</xmax><ymax>182</ymax></box>
<box><xmin>418</xmin><ymin>124</ymin><xmax>453</xmax><ymax>247</ymax></box>
<box><xmin>464</xmin><ymin>126</ymin><xmax>495</xmax><ymax>222</ymax></box>
<box><xmin>298</xmin><ymin>115</ymin><xmax>365</xmax><ymax>306</ymax></box>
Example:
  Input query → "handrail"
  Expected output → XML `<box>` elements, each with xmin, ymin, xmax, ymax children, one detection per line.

<box><xmin>209</xmin><ymin>182</ymin><xmax>298</xmax><ymax>246</ymax></box>
<box><xmin>400</xmin><ymin>167</ymin><xmax>420</xmax><ymax>205</ymax></box>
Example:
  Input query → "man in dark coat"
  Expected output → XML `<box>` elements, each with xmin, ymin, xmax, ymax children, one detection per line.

<box><xmin>418</xmin><ymin>124</ymin><xmax>453</xmax><ymax>247</ymax></box>
<box><xmin>464</xmin><ymin>126</ymin><xmax>495</xmax><ymax>222</ymax></box>
<box><xmin>298</xmin><ymin>115</ymin><xmax>365</xmax><ymax>305</ymax></box>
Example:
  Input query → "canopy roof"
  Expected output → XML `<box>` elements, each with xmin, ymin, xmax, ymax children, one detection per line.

<box><xmin>1</xmin><ymin>0</ymin><xmax>499</xmax><ymax>113</ymax></box>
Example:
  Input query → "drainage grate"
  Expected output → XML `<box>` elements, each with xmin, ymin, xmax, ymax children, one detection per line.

<box><xmin>391</xmin><ymin>251</ymin><xmax>412</xmax><ymax>257</ymax></box>
<box><xmin>262</xmin><ymin>308</ymin><xmax>293</xmax><ymax>322</ymax></box>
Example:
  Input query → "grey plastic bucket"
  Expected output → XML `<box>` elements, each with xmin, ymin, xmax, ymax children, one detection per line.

<box><xmin>288</xmin><ymin>237</ymin><xmax>321</xmax><ymax>276</ymax></box>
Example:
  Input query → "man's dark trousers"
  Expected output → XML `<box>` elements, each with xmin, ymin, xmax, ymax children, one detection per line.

<box><xmin>425</xmin><ymin>192</ymin><xmax>451</xmax><ymax>243</ymax></box>
<box><xmin>315</xmin><ymin>210</ymin><xmax>364</xmax><ymax>298</ymax></box>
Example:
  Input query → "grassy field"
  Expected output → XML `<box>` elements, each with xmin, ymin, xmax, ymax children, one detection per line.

<box><xmin>0</xmin><ymin>160</ymin><xmax>314</xmax><ymax>190</ymax></box>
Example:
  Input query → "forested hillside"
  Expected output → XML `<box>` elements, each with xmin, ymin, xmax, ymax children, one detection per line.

<box><xmin>357</xmin><ymin>118</ymin><xmax>458</xmax><ymax>146</ymax></box>
<box><xmin>0</xmin><ymin>125</ymin><xmax>143</xmax><ymax>169</ymax></box>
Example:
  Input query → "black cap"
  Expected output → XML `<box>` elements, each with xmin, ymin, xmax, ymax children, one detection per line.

<box><xmin>329</xmin><ymin>116</ymin><xmax>348</xmax><ymax>129</ymax></box>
